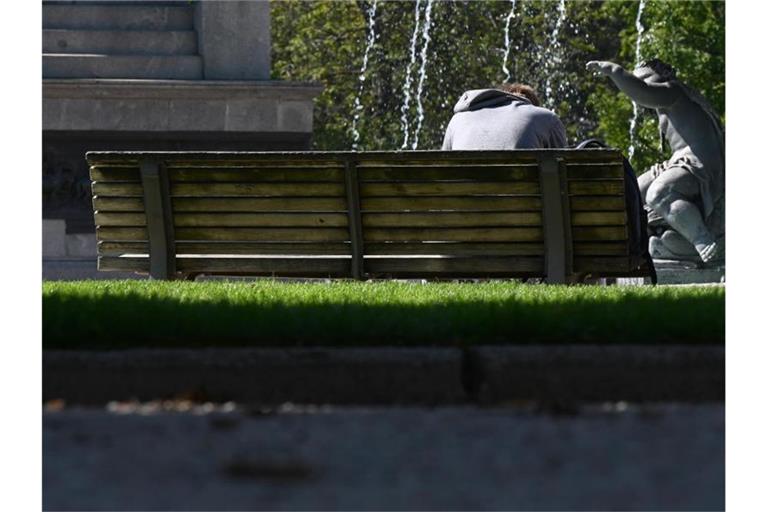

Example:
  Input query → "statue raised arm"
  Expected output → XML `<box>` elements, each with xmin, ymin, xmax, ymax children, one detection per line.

<box><xmin>587</xmin><ymin>59</ymin><xmax>725</xmax><ymax>265</ymax></box>
<box><xmin>586</xmin><ymin>60</ymin><xmax>682</xmax><ymax>108</ymax></box>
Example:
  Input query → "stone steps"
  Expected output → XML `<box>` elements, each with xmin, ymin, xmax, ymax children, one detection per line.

<box><xmin>43</xmin><ymin>29</ymin><xmax>198</xmax><ymax>56</ymax></box>
<box><xmin>43</xmin><ymin>54</ymin><xmax>203</xmax><ymax>80</ymax></box>
<box><xmin>42</xmin><ymin>3</ymin><xmax>194</xmax><ymax>31</ymax></box>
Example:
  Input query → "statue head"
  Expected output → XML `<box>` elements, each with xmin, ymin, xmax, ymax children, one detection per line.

<box><xmin>633</xmin><ymin>59</ymin><xmax>677</xmax><ymax>83</ymax></box>
<box><xmin>497</xmin><ymin>83</ymin><xmax>541</xmax><ymax>106</ymax></box>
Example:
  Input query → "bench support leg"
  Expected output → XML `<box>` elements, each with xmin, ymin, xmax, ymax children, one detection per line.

<box><xmin>344</xmin><ymin>160</ymin><xmax>365</xmax><ymax>280</ymax></box>
<box><xmin>538</xmin><ymin>155</ymin><xmax>573</xmax><ymax>284</ymax></box>
<box><xmin>140</xmin><ymin>160</ymin><xmax>176</xmax><ymax>280</ymax></box>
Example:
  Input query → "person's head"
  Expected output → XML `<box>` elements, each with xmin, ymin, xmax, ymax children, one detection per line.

<box><xmin>633</xmin><ymin>58</ymin><xmax>676</xmax><ymax>83</ymax></box>
<box><xmin>497</xmin><ymin>83</ymin><xmax>541</xmax><ymax>106</ymax></box>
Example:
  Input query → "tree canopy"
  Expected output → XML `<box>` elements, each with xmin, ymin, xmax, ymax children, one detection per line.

<box><xmin>271</xmin><ymin>0</ymin><xmax>724</xmax><ymax>173</ymax></box>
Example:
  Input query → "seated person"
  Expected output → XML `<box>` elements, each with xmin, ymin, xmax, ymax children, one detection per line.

<box><xmin>441</xmin><ymin>83</ymin><xmax>567</xmax><ymax>150</ymax></box>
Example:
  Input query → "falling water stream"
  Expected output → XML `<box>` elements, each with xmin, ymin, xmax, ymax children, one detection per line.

<box><xmin>400</xmin><ymin>0</ymin><xmax>422</xmax><ymax>149</ymax></box>
<box><xmin>543</xmin><ymin>0</ymin><xmax>567</xmax><ymax>110</ymax></box>
<box><xmin>501</xmin><ymin>0</ymin><xmax>517</xmax><ymax>82</ymax></box>
<box><xmin>351</xmin><ymin>0</ymin><xmax>652</xmax><ymax>152</ymax></box>
<box><xmin>350</xmin><ymin>0</ymin><xmax>378</xmax><ymax>150</ymax></box>
<box><xmin>627</xmin><ymin>0</ymin><xmax>646</xmax><ymax>162</ymax></box>
<box><xmin>411</xmin><ymin>0</ymin><xmax>435</xmax><ymax>150</ymax></box>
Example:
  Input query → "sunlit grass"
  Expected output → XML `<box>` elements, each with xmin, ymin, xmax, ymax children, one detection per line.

<box><xmin>43</xmin><ymin>280</ymin><xmax>724</xmax><ymax>349</ymax></box>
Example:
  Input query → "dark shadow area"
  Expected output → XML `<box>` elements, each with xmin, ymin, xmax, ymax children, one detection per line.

<box><xmin>43</xmin><ymin>285</ymin><xmax>725</xmax><ymax>349</ymax></box>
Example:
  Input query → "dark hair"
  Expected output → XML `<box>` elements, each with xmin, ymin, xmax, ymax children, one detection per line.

<box><xmin>637</xmin><ymin>58</ymin><xmax>677</xmax><ymax>80</ymax></box>
<box><xmin>497</xmin><ymin>83</ymin><xmax>541</xmax><ymax>106</ymax></box>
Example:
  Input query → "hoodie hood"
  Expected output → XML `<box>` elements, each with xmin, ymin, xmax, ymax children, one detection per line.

<box><xmin>453</xmin><ymin>88</ymin><xmax>531</xmax><ymax>113</ymax></box>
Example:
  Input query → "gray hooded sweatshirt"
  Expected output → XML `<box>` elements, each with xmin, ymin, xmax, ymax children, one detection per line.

<box><xmin>441</xmin><ymin>89</ymin><xmax>567</xmax><ymax>150</ymax></box>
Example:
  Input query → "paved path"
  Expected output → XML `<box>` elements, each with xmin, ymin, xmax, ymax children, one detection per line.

<box><xmin>43</xmin><ymin>403</ymin><xmax>724</xmax><ymax>510</ymax></box>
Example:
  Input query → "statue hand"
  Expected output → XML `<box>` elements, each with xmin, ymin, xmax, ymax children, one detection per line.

<box><xmin>586</xmin><ymin>60</ymin><xmax>616</xmax><ymax>75</ymax></box>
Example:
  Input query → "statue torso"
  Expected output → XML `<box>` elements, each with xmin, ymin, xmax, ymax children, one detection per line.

<box><xmin>657</xmin><ymin>87</ymin><xmax>724</xmax><ymax>170</ymax></box>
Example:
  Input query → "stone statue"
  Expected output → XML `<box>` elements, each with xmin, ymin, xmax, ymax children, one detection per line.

<box><xmin>586</xmin><ymin>58</ymin><xmax>724</xmax><ymax>265</ymax></box>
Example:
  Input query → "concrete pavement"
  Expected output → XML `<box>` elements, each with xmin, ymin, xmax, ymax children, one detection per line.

<box><xmin>43</xmin><ymin>403</ymin><xmax>725</xmax><ymax>511</ymax></box>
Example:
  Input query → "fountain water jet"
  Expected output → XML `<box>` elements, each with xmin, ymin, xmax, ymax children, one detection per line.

<box><xmin>501</xmin><ymin>0</ymin><xmax>517</xmax><ymax>82</ymax></box>
<box><xmin>350</xmin><ymin>0</ymin><xmax>379</xmax><ymax>150</ymax></box>
<box><xmin>411</xmin><ymin>0</ymin><xmax>434</xmax><ymax>150</ymax></box>
<box><xmin>543</xmin><ymin>0</ymin><xmax>567</xmax><ymax>110</ymax></box>
<box><xmin>627</xmin><ymin>0</ymin><xmax>646</xmax><ymax>163</ymax></box>
<box><xmin>399</xmin><ymin>0</ymin><xmax>422</xmax><ymax>149</ymax></box>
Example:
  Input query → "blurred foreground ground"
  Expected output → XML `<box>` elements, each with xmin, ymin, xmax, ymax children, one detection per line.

<box><xmin>43</xmin><ymin>403</ymin><xmax>724</xmax><ymax>511</ymax></box>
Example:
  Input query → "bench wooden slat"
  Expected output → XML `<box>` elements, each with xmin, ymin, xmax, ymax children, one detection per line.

<box><xmin>172</xmin><ymin>183</ymin><xmax>346</xmax><ymax>197</ymax></box>
<box><xmin>573</xmin><ymin>242</ymin><xmax>629</xmax><ymax>256</ymax></box>
<box><xmin>93</xmin><ymin>197</ymin><xmax>145</xmax><ymax>212</ymax></box>
<box><xmin>97</xmin><ymin>227</ymin><xmax>148</xmax><ymax>241</ymax></box>
<box><xmin>574</xmin><ymin>256</ymin><xmax>632</xmax><ymax>272</ymax></box>
<box><xmin>362</xmin><ymin>212</ymin><xmax>542</xmax><ymax>228</ymax></box>
<box><xmin>365</xmin><ymin>256</ymin><xmax>544</xmax><ymax>275</ymax></box>
<box><xmin>90</xmin><ymin>166</ymin><xmax>140</xmax><ymax>181</ymax></box>
<box><xmin>177</xmin><ymin>242</ymin><xmax>351</xmax><ymax>255</ymax></box>
<box><xmin>98</xmin><ymin>256</ymin><xmax>149</xmax><ymax>272</ymax></box>
<box><xmin>359</xmin><ymin>166</ymin><xmax>539</xmax><ymax>182</ymax></box>
<box><xmin>572</xmin><ymin>226</ymin><xmax>628</xmax><ymax>241</ymax></box>
<box><xmin>568</xmin><ymin>181</ymin><xmax>624</xmax><ymax>196</ymax></box>
<box><xmin>92</xmin><ymin>182</ymin><xmax>144</xmax><ymax>196</ymax></box>
<box><xmin>361</xmin><ymin>196</ymin><xmax>542</xmax><ymax>211</ymax></box>
<box><xmin>569</xmin><ymin>196</ymin><xmax>625</xmax><ymax>211</ymax></box>
<box><xmin>90</xmin><ymin>183</ymin><xmax>347</xmax><ymax>198</ymax></box>
<box><xmin>174</xmin><ymin>227</ymin><xmax>350</xmax><ymax>242</ymax></box>
<box><xmin>84</xmin><ymin>164</ymin><xmax>624</xmax><ymax>186</ymax></box>
<box><xmin>169</xmin><ymin>167</ymin><xmax>345</xmax><ymax>182</ymax></box>
<box><xmin>171</xmin><ymin>213</ymin><xmax>349</xmax><ymax>228</ymax></box>
<box><xmin>172</xmin><ymin>197</ymin><xmax>347</xmax><ymax>212</ymax></box>
<box><xmin>175</xmin><ymin>257</ymin><xmax>351</xmax><ymax>276</ymax></box>
<box><xmin>570</xmin><ymin>211</ymin><xmax>626</xmax><ymax>226</ymax></box>
<box><xmin>360</xmin><ymin>182</ymin><xmax>540</xmax><ymax>197</ymax></box>
<box><xmin>364</xmin><ymin>227</ymin><xmax>543</xmax><ymax>242</ymax></box>
<box><xmin>565</xmin><ymin>164</ymin><xmax>624</xmax><ymax>179</ymax></box>
<box><xmin>97</xmin><ymin>240</ymin><xmax>553</xmax><ymax>257</ymax></box>
<box><xmin>98</xmin><ymin>241</ymin><xmax>149</xmax><ymax>255</ymax></box>
<box><xmin>365</xmin><ymin>242</ymin><xmax>544</xmax><ymax>256</ymax></box>
<box><xmin>99</xmin><ymin>256</ymin><xmax>352</xmax><ymax>276</ymax></box>
<box><xmin>88</xmin><ymin>149</ymin><xmax>623</xmax><ymax>166</ymax></box>
<box><xmin>94</xmin><ymin>212</ymin><xmax>147</xmax><ymax>227</ymax></box>
<box><xmin>163</xmin><ymin>160</ymin><xmax>345</xmax><ymax>169</ymax></box>
<box><xmin>98</xmin><ymin>241</ymin><xmax>353</xmax><ymax>256</ymax></box>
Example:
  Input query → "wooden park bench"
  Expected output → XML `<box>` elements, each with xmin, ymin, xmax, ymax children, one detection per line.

<box><xmin>86</xmin><ymin>150</ymin><xmax>654</xmax><ymax>283</ymax></box>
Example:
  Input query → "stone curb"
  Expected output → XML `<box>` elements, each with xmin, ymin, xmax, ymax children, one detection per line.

<box><xmin>466</xmin><ymin>345</ymin><xmax>725</xmax><ymax>403</ymax></box>
<box><xmin>43</xmin><ymin>345</ymin><xmax>724</xmax><ymax>405</ymax></box>
<box><xmin>43</xmin><ymin>348</ymin><xmax>465</xmax><ymax>405</ymax></box>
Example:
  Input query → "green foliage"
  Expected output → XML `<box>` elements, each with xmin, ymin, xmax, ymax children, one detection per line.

<box><xmin>271</xmin><ymin>0</ymin><xmax>366</xmax><ymax>149</ymax></box>
<box><xmin>43</xmin><ymin>280</ymin><xmax>724</xmax><ymax>348</ymax></box>
<box><xmin>271</xmin><ymin>0</ymin><xmax>724</xmax><ymax>171</ymax></box>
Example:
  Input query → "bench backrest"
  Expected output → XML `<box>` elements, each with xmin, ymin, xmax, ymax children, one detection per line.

<box><xmin>87</xmin><ymin>150</ymin><xmax>649</xmax><ymax>282</ymax></box>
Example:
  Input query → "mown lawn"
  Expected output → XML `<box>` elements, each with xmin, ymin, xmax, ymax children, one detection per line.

<box><xmin>43</xmin><ymin>280</ymin><xmax>725</xmax><ymax>349</ymax></box>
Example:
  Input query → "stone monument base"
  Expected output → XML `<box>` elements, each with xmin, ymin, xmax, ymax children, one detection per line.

<box><xmin>43</xmin><ymin>219</ymin><xmax>146</xmax><ymax>281</ymax></box>
<box><xmin>616</xmin><ymin>259</ymin><xmax>725</xmax><ymax>286</ymax></box>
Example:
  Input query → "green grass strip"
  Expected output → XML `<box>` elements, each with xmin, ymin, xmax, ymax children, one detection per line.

<box><xmin>43</xmin><ymin>280</ymin><xmax>724</xmax><ymax>349</ymax></box>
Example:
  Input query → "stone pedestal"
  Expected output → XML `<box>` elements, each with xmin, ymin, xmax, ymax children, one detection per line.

<box><xmin>43</xmin><ymin>79</ymin><xmax>322</xmax><ymax>234</ymax></box>
<box><xmin>617</xmin><ymin>259</ymin><xmax>725</xmax><ymax>286</ymax></box>
<box><xmin>42</xmin><ymin>1</ymin><xmax>323</xmax><ymax>274</ymax></box>
<box><xmin>194</xmin><ymin>1</ymin><xmax>271</xmax><ymax>80</ymax></box>
<box><xmin>43</xmin><ymin>219</ymin><xmax>144</xmax><ymax>280</ymax></box>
